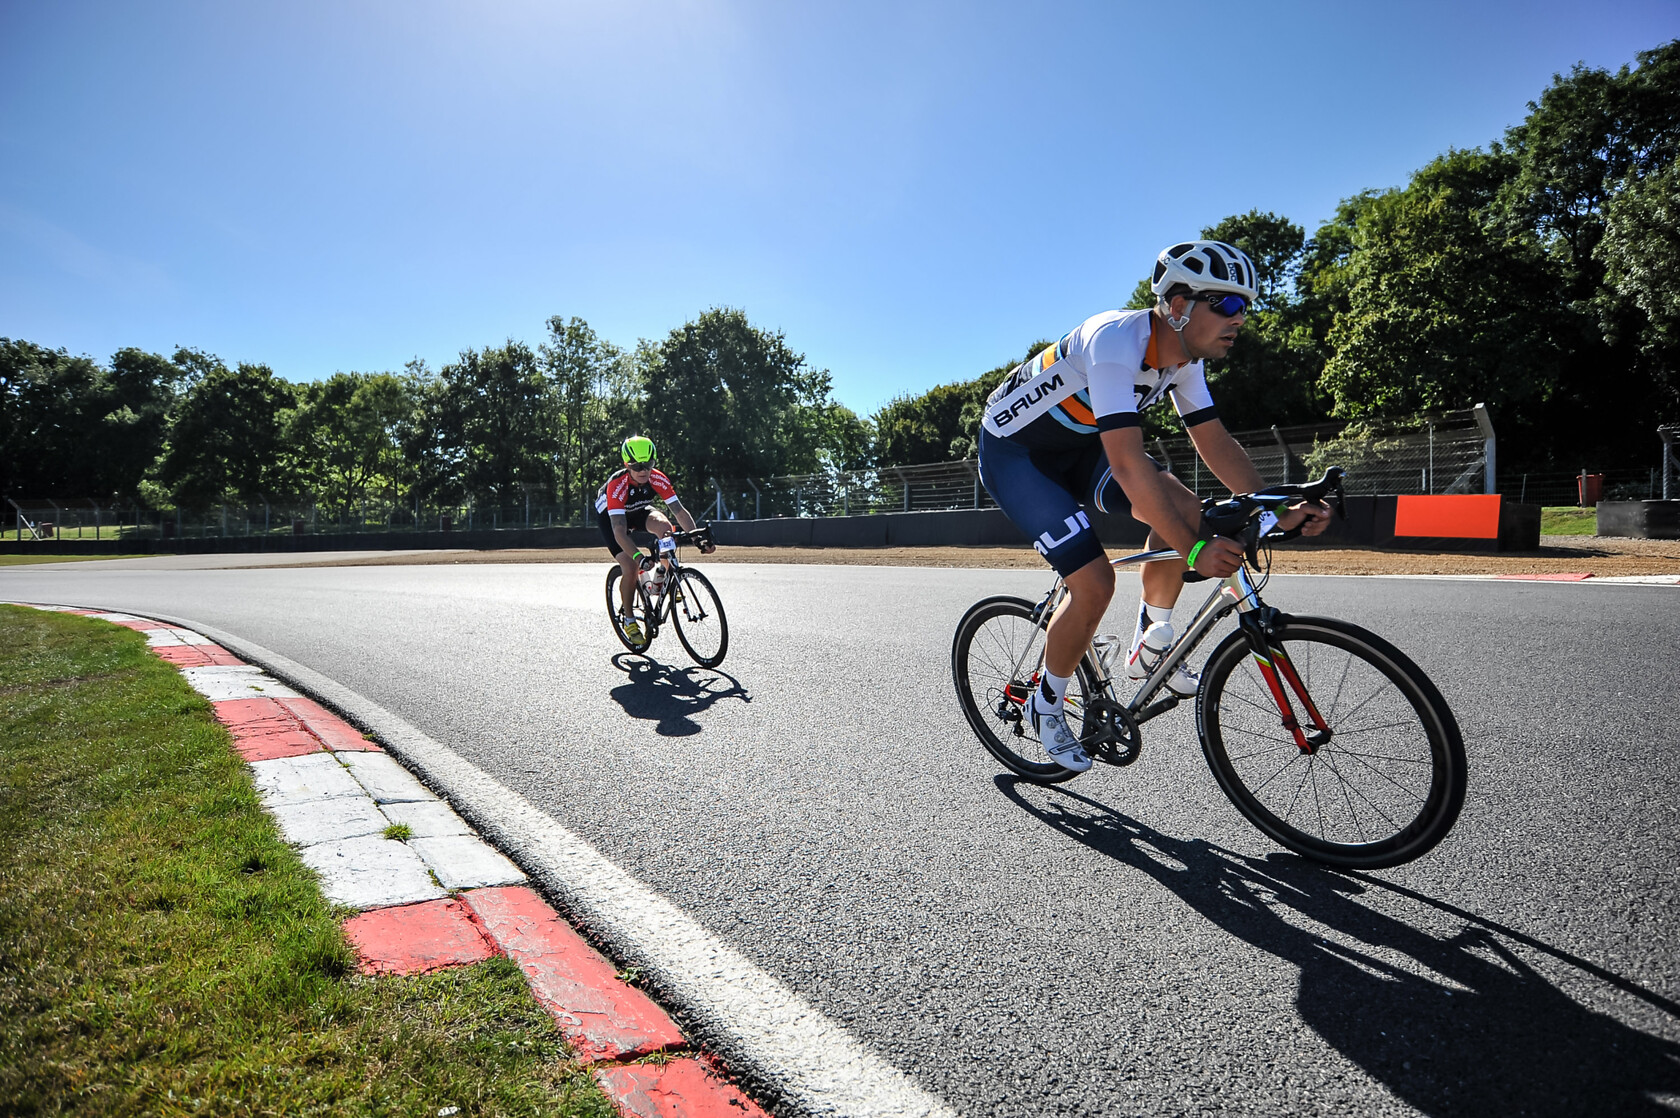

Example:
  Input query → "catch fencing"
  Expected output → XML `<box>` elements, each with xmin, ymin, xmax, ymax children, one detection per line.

<box><xmin>706</xmin><ymin>408</ymin><xmax>1499</xmax><ymax>520</ymax></box>
<box><xmin>13</xmin><ymin>407</ymin><xmax>1674</xmax><ymax>544</ymax></box>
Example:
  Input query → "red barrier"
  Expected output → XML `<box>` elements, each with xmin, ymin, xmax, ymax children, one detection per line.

<box><xmin>1393</xmin><ymin>494</ymin><xmax>1502</xmax><ymax>539</ymax></box>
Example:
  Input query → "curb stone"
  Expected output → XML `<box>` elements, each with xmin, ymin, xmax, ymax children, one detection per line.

<box><xmin>9</xmin><ymin>602</ymin><xmax>771</xmax><ymax>1118</ymax></box>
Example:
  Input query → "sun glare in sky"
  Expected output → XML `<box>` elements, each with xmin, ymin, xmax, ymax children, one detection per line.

<box><xmin>3</xmin><ymin>0</ymin><xmax>1676</xmax><ymax>411</ymax></box>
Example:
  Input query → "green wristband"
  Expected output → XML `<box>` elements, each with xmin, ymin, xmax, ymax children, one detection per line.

<box><xmin>1185</xmin><ymin>539</ymin><xmax>1208</xmax><ymax>567</ymax></box>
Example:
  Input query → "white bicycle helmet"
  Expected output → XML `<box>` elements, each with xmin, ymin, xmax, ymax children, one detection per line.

<box><xmin>1150</xmin><ymin>241</ymin><xmax>1259</xmax><ymax>302</ymax></box>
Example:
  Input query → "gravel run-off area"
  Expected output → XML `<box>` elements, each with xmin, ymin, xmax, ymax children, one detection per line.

<box><xmin>255</xmin><ymin>535</ymin><xmax>1680</xmax><ymax>577</ymax></box>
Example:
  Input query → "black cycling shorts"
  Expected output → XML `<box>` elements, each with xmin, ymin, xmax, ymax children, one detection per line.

<box><xmin>599</xmin><ymin>508</ymin><xmax>653</xmax><ymax>557</ymax></box>
<box><xmin>978</xmin><ymin>428</ymin><xmax>1160</xmax><ymax>576</ymax></box>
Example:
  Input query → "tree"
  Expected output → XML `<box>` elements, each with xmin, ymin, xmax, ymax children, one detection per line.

<box><xmin>156</xmin><ymin>359</ymin><xmax>299</xmax><ymax>508</ymax></box>
<box><xmin>641</xmin><ymin>308</ymin><xmax>833</xmax><ymax>491</ymax></box>
<box><xmin>541</xmin><ymin>316</ymin><xmax>629</xmax><ymax>518</ymax></box>
<box><xmin>874</xmin><ymin>342</ymin><xmax>1045</xmax><ymax>466</ymax></box>
<box><xmin>105</xmin><ymin>348</ymin><xmax>191</xmax><ymax>501</ymax></box>
<box><xmin>0</xmin><ymin>340</ymin><xmax>104</xmax><ymax>499</ymax></box>
<box><xmin>433</xmin><ymin>342</ymin><xmax>556</xmax><ymax>508</ymax></box>
<box><xmin>1602</xmin><ymin>157</ymin><xmax>1680</xmax><ymax>353</ymax></box>
<box><xmin>1196</xmin><ymin>211</ymin><xmax>1327</xmax><ymax>431</ymax></box>
<box><xmin>288</xmin><ymin>372</ymin><xmax>416</xmax><ymax>514</ymax></box>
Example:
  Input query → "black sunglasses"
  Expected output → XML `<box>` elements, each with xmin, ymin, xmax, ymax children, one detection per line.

<box><xmin>1200</xmin><ymin>292</ymin><xmax>1251</xmax><ymax>317</ymax></box>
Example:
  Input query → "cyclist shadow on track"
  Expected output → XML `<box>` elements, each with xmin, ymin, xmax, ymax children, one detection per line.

<box><xmin>995</xmin><ymin>776</ymin><xmax>1680</xmax><ymax>1118</ymax></box>
<box><xmin>607</xmin><ymin>653</ymin><xmax>750</xmax><ymax>738</ymax></box>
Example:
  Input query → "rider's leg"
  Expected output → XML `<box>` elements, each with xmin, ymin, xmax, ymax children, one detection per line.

<box><xmin>617</xmin><ymin>550</ymin><xmax>640</xmax><ymax>614</ymax></box>
<box><xmin>642</xmin><ymin>509</ymin><xmax>673</xmax><ymax>568</ymax></box>
<box><xmin>1126</xmin><ymin>474</ymin><xmax>1206</xmax><ymax>696</ymax></box>
<box><xmin>1043</xmin><ymin>554</ymin><xmax>1115</xmax><ymax>680</ymax></box>
<box><xmin>601</xmin><ymin>512</ymin><xmax>643</xmax><ymax>617</ymax></box>
<box><xmin>1132</xmin><ymin>472</ymin><xmax>1204</xmax><ymax>640</ymax></box>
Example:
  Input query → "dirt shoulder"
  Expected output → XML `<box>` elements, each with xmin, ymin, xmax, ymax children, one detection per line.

<box><xmin>251</xmin><ymin>535</ymin><xmax>1680</xmax><ymax>577</ymax></box>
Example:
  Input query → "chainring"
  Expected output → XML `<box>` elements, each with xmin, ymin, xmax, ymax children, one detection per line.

<box><xmin>1079</xmin><ymin>696</ymin><xmax>1142</xmax><ymax>766</ymax></box>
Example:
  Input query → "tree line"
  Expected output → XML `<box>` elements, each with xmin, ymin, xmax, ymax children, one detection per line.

<box><xmin>1</xmin><ymin>309</ymin><xmax>870</xmax><ymax>514</ymax></box>
<box><xmin>873</xmin><ymin>41</ymin><xmax>1680</xmax><ymax>474</ymax></box>
<box><xmin>5</xmin><ymin>42</ymin><xmax>1676</xmax><ymax>511</ymax></box>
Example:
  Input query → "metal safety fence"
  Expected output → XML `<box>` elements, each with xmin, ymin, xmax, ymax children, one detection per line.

<box><xmin>13</xmin><ymin>408</ymin><xmax>1674</xmax><ymax>543</ymax></box>
<box><xmin>706</xmin><ymin>408</ymin><xmax>1499</xmax><ymax>520</ymax></box>
<box><xmin>3</xmin><ymin>498</ymin><xmax>589</xmax><ymax>542</ymax></box>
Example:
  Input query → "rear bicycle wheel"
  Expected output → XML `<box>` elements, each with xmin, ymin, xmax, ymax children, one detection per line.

<box><xmin>951</xmin><ymin>595</ymin><xmax>1099</xmax><ymax>785</ymax></box>
<box><xmin>604</xmin><ymin>566</ymin><xmax>654</xmax><ymax>653</ymax></box>
<box><xmin>1196</xmin><ymin>615</ymin><xmax>1467</xmax><ymax>869</ymax></box>
<box><xmin>670</xmin><ymin>568</ymin><xmax>728</xmax><ymax>668</ymax></box>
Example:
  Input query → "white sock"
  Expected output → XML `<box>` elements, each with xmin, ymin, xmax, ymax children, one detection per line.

<box><xmin>1035</xmin><ymin>670</ymin><xmax>1072</xmax><ymax>712</ymax></box>
<box><xmin>1131</xmin><ymin>601</ymin><xmax>1174</xmax><ymax>651</ymax></box>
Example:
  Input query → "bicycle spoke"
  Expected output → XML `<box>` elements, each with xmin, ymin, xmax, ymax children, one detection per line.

<box><xmin>1319</xmin><ymin>749</ymin><xmax>1410</xmax><ymax>830</ymax></box>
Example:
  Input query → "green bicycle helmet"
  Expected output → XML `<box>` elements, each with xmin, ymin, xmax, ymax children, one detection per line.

<box><xmin>621</xmin><ymin>435</ymin><xmax>656</xmax><ymax>466</ymax></box>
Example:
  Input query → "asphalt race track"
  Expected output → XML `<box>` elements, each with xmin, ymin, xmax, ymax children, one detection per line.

<box><xmin>7</xmin><ymin>558</ymin><xmax>1679</xmax><ymax>1117</ymax></box>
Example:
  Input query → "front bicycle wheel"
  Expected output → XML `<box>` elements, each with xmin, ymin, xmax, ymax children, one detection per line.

<box><xmin>604</xmin><ymin>567</ymin><xmax>654</xmax><ymax>654</ymax></box>
<box><xmin>670</xmin><ymin>568</ymin><xmax>728</xmax><ymax>668</ymax></box>
<box><xmin>951</xmin><ymin>595</ymin><xmax>1099</xmax><ymax>785</ymax></box>
<box><xmin>1197</xmin><ymin>615</ymin><xmax>1467</xmax><ymax>869</ymax></box>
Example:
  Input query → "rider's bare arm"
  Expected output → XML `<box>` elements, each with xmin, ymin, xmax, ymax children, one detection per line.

<box><xmin>1100</xmin><ymin>427</ymin><xmax>1206</xmax><ymax>557</ymax></box>
<box><xmin>668</xmin><ymin>502</ymin><xmax>698</xmax><ymax>533</ymax></box>
<box><xmin>1188</xmin><ymin>419</ymin><xmax>1332</xmax><ymax>537</ymax></box>
<box><xmin>1186</xmin><ymin>419</ymin><xmax>1265</xmax><ymax>495</ymax></box>
<box><xmin>611</xmin><ymin>514</ymin><xmax>638</xmax><ymax>557</ymax></box>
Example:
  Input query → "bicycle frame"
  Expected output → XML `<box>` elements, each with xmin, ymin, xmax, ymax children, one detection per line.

<box><xmin>1013</xmin><ymin>548</ymin><xmax>1330</xmax><ymax>747</ymax></box>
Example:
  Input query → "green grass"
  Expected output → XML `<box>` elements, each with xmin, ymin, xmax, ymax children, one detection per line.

<box><xmin>1540</xmin><ymin>506</ymin><xmax>1599</xmax><ymax>535</ymax></box>
<box><xmin>0</xmin><ymin>605</ymin><xmax>614</xmax><ymax>1118</ymax></box>
<box><xmin>0</xmin><ymin>554</ymin><xmax>150</xmax><ymax>566</ymax></box>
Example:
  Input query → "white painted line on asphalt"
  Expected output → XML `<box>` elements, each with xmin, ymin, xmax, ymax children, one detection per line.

<box><xmin>174</xmin><ymin>617</ymin><xmax>957</xmax><ymax>1118</ymax></box>
<box><xmin>1269</xmin><ymin>571</ymin><xmax>1680</xmax><ymax>586</ymax></box>
<box><xmin>300</xmin><ymin>836</ymin><xmax>445</xmax><ymax>909</ymax></box>
<box><xmin>409</xmin><ymin>835</ymin><xmax>526</xmax><ymax>890</ymax></box>
<box><xmin>340</xmin><ymin>750</ymin><xmax>438</xmax><ymax>803</ymax></box>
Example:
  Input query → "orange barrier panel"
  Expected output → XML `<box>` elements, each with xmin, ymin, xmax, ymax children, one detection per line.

<box><xmin>1394</xmin><ymin>494</ymin><xmax>1502</xmax><ymax>539</ymax></box>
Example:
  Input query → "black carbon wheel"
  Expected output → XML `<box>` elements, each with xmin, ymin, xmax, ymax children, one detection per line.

<box><xmin>1196</xmin><ymin>615</ymin><xmax>1467</xmax><ymax>869</ymax></box>
<box><xmin>952</xmin><ymin>595</ymin><xmax>1099</xmax><ymax>785</ymax></box>
<box><xmin>604</xmin><ymin>566</ymin><xmax>655</xmax><ymax>654</ymax></box>
<box><xmin>670</xmin><ymin>568</ymin><xmax>728</xmax><ymax>668</ymax></box>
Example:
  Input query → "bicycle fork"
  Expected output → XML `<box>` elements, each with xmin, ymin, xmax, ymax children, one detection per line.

<box><xmin>1236</xmin><ymin>606</ymin><xmax>1331</xmax><ymax>754</ymax></box>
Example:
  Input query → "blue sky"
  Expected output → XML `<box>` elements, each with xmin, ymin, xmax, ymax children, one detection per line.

<box><xmin>3</xmin><ymin>1</ymin><xmax>1677</xmax><ymax>415</ymax></box>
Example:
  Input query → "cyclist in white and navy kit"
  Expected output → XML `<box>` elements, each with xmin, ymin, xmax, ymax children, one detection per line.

<box><xmin>979</xmin><ymin>240</ymin><xmax>1331</xmax><ymax>773</ymax></box>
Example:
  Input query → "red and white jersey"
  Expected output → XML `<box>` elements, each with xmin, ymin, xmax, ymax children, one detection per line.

<box><xmin>595</xmin><ymin>467</ymin><xmax>680</xmax><ymax>515</ymax></box>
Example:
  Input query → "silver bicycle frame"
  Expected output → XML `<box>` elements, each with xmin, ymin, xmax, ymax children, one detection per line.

<box><xmin>1009</xmin><ymin>548</ymin><xmax>1266</xmax><ymax>718</ymax></box>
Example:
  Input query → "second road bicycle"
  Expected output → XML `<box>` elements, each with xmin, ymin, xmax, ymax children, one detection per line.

<box><xmin>606</xmin><ymin>526</ymin><xmax>730</xmax><ymax>668</ymax></box>
<box><xmin>951</xmin><ymin>468</ymin><xmax>1468</xmax><ymax>870</ymax></box>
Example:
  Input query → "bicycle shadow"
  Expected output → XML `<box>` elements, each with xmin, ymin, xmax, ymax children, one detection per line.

<box><xmin>995</xmin><ymin>776</ymin><xmax>1680</xmax><ymax>1117</ymax></box>
<box><xmin>608</xmin><ymin>653</ymin><xmax>751</xmax><ymax>737</ymax></box>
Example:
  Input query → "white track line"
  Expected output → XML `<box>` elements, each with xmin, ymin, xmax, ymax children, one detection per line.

<box><xmin>1266</xmin><ymin>572</ymin><xmax>1680</xmax><ymax>585</ymax></box>
<box><xmin>127</xmin><ymin>612</ymin><xmax>956</xmax><ymax>1118</ymax></box>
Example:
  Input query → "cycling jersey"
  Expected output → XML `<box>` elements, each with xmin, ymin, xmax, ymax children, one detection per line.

<box><xmin>980</xmin><ymin>309</ymin><xmax>1220</xmax><ymax>451</ymax></box>
<box><xmin>595</xmin><ymin>468</ymin><xmax>681</xmax><ymax>516</ymax></box>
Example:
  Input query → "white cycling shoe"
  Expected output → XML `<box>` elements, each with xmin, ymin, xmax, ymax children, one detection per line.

<box><xmin>1030</xmin><ymin>697</ymin><xmax>1092</xmax><ymax>772</ymax></box>
<box><xmin>1125</xmin><ymin>622</ymin><xmax>1200</xmax><ymax>697</ymax></box>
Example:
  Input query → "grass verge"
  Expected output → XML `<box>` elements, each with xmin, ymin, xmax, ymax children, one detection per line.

<box><xmin>1540</xmin><ymin>506</ymin><xmax>1598</xmax><ymax>535</ymax></box>
<box><xmin>0</xmin><ymin>605</ymin><xmax>613</xmax><ymax>1118</ymax></box>
<box><xmin>0</xmin><ymin>554</ymin><xmax>150</xmax><ymax>566</ymax></box>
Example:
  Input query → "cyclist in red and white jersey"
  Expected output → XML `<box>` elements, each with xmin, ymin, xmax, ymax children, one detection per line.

<box><xmin>597</xmin><ymin>435</ymin><xmax>713</xmax><ymax>641</ymax></box>
<box><xmin>979</xmin><ymin>241</ymin><xmax>1331</xmax><ymax>772</ymax></box>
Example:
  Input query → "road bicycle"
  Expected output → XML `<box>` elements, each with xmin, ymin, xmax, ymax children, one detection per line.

<box><xmin>606</xmin><ymin>526</ymin><xmax>729</xmax><ymax>668</ymax></box>
<box><xmin>951</xmin><ymin>468</ymin><xmax>1467</xmax><ymax>870</ymax></box>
